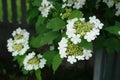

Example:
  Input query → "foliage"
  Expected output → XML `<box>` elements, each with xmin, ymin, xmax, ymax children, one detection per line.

<box><xmin>6</xmin><ymin>0</ymin><xmax>120</xmax><ymax>80</ymax></box>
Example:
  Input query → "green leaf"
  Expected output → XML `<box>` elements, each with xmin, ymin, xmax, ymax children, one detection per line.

<box><xmin>35</xmin><ymin>69</ymin><xmax>42</xmax><ymax>80</ymax></box>
<box><xmin>30</xmin><ymin>35</ymin><xmax>42</xmax><ymax>48</ymax></box>
<box><xmin>80</xmin><ymin>39</ymin><xmax>93</xmax><ymax>50</ymax></box>
<box><xmin>105</xmin><ymin>22</ymin><xmax>120</xmax><ymax>35</ymax></box>
<box><xmin>43</xmin><ymin>51</ymin><xmax>57</xmax><ymax>67</ymax></box>
<box><xmin>32</xmin><ymin>0</ymin><xmax>42</xmax><ymax>7</ymax></box>
<box><xmin>28</xmin><ymin>8</ymin><xmax>39</xmax><ymax>20</ymax></box>
<box><xmin>69</xmin><ymin>10</ymin><xmax>83</xmax><ymax>19</ymax></box>
<box><xmin>13</xmin><ymin>55</ymin><xmax>25</xmax><ymax>67</ymax></box>
<box><xmin>35</xmin><ymin>15</ymin><xmax>48</xmax><ymax>34</ymax></box>
<box><xmin>36</xmin><ymin>15</ymin><xmax>46</xmax><ymax>26</ymax></box>
<box><xmin>46</xmin><ymin>17</ymin><xmax>66</xmax><ymax>31</ymax></box>
<box><xmin>52</xmin><ymin>54</ymin><xmax>62</xmax><ymax>73</ymax></box>
<box><xmin>39</xmin><ymin>31</ymin><xmax>60</xmax><ymax>47</ymax></box>
<box><xmin>30</xmin><ymin>31</ymin><xmax>60</xmax><ymax>48</ymax></box>
<box><xmin>104</xmin><ymin>38</ymin><xmax>120</xmax><ymax>53</ymax></box>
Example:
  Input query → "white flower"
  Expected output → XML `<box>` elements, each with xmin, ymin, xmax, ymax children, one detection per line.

<box><xmin>62</xmin><ymin>0</ymin><xmax>86</xmax><ymax>9</ymax></box>
<box><xmin>38</xmin><ymin>0</ymin><xmax>53</xmax><ymax>17</ymax></box>
<box><xmin>23</xmin><ymin>52</ymin><xmax>46</xmax><ymax>71</ymax></box>
<box><xmin>71</xmin><ymin>34</ymin><xmax>81</xmax><ymax>44</ymax></box>
<box><xmin>66</xmin><ymin>16</ymin><xmax>103</xmax><ymax>43</ymax></box>
<box><xmin>76</xmin><ymin>55</ymin><xmax>85</xmax><ymax>60</ymax></box>
<box><xmin>58</xmin><ymin>37</ymin><xmax>68</xmax><ymax>47</ymax></box>
<box><xmin>58</xmin><ymin>37</ymin><xmax>92</xmax><ymax>64</ymax></box>
<box><xmin>89</xmin><ymin>16</ymin><xmax>104</xmax><ymax>29</ymax></box>
<box><xmin>83</xmin><ymin>49</ymin><xmax>92</xmax><ymax>60</ymax></box>
<box><xmin>73</xmin><ymin>0</ymin><xmax>86</xmax><ymax>9</ymax></box>
<box><xmin>7</xmin><ymin>38</ymin><xmax>29</xmax><ymax>56</ymax></box>
<box><xmin>84</xmin><ymin>28</ymin><xmax>100</xmax><ymax>42</ymax></box>
<box><xmin>115</xmin><ymin>2</ymin><xmax>120</xmax><ymax>16</ymax></box>
<box><xmin>67</xmin><ymin>56</ymin><xmax>77</xmax><ymax>64</ymax></box>
<box><xmin>103</xmin><ymin>0</ymin><xmax>120</xmax><ymax>16</ymax></box>
<box><xmin>103</xmin><ymin>0</ymin><xmax>114</xmax><ymax>8</ymax></box>
<box><xmin>12</xmin><ymin>27</ymin><xmax>30</xmax><ymax>41</ymax></box>
<box><xmin>58</xmin><ymin>37</ymin><xmax>68</xmax><ymax>58</ymax></box>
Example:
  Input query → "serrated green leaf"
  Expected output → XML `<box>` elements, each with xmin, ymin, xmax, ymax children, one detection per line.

<box><xmin>105</xmin><ymin>22</ymin><xmax>120</xmax><ymax>35</ymax></box>
<box><xmin>32</xmin><ymin>0</ymin><xmax>42</xmax><ymax>7</ymax></box>
<box><xmin>30</xmin><ymin>31</ymin><xmax>60</xmax><ymax>48</ymax></box>
<box><xmin>52</xmin><ymin>54</ymin><xmax>62</xmax><ymax>73</ymax></box>
<box><xmin>46</xmin><ymin>17</ymin><xmax>66</xmax><ymax>31</ymax></box>
<box><xmin>30</xmin><ymin>35</ymin><xmax>43</xmax><ymax>48</ymax></box>
<box><xmin>43</xmin><ymin>51</ymin><xmax>57</xmax><ymax>67</ymax></box>
<box><xmin>80</xmin><ymin>39</ymin><xmax>93</xmax><ymax>50</ymax></box>
<box><xmin>39</xmin><ymin>31</ymin><xmax>60</xmax><ymax>46</ymax></box>
<box><xmin>36</xmin><ymin>15</ymin><xmax>46</xmax><ymax>26</ymax></box>
<box><xmin>104</xmin><ymin>38</ymin><xmax>120</xmax><ymax>53</ymax></box>
<box><xmin>28</xmin><ymin>8</ymin><xmax>39</xmax><ymax>20</ymax></box>
<box><xmin>69</xmin><ymin>10</ymin><xmax>83</xmax><ymax>19</ymax></box>
<box><xmin>35</xmin><ymin>15</ymin><xmax>48</xmax><ymax>34</ymax></box>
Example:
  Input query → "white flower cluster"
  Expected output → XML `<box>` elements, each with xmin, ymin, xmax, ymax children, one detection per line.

<box><xmin>103</xmin><ymin>0</ymin><xmax>114</xmax><ymax>8</ymax></box>
<box><xmin>103</xmin><ymin>0</ymin><xmax>120</xmax><ymax>16</ymax></box>
<box><xmin>58</xmin><ymin>37</ymin><xmax>92</xmax><ymax>64</ymax></box>
<box><xmin>23</xmin><ymin>52</ymin><xmax>46</xmax><ymax>71</ymax></box>
<box><xmin>85</xmin><ymin>16</ymin><xmax>104</xmax><ymax>42</ymax></box>
<box><xmin>115</xmin><ymin>2</ymin><xmax>120</xmax><ymax>16</ymax></box>
<box><xmin>66</xmin><ymin>18</ymin><xmax>81</xmax><ymax>44</ymax></box>
<box><xmin>62</xmin><ymin>0</ymin><xmax>86</xmax><ymax>9</ymax></box>
<box><xmin>38</xmin><ymin>0</ymin><xmax>53</xmax><ymax>17</ymax></box>
<box><xmin>7</xmin><ymin>28</ymin><xmax>30</xmax><ymax>56</ymax></box>
<box><xmin>66</xmin><ymin>16</ymin><xmax>103</xmax><ymax>42</ymax></box>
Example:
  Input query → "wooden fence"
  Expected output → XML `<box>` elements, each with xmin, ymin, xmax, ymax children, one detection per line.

<box><xmin>0</xmin><ymin>0</ymin><xmax>120</xmax><ymax>80</ymax></box>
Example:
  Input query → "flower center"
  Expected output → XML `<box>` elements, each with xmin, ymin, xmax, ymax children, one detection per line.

<box><xmin>61</xmin><ymin>8</ymin><xmax>72</xmax><ymax>19</ymax></box>
<box><xmin>14</xmin><ymin>34</ymin><xmax>23</xmax><ymax>40</ymax></box>
<box><xmin>66</xmin><ymin>42</ymin><xmax>83</xmax><ymax>56</ymax></box>
<box><xmin>12</xmin><ymin>43</ymin><xmax>24</xmax><ymax>51</ymax></box>
<box><xmin>74</xmin><ymin>21</ymin><xmax>93</xmax><ymax>36</ymax></box>
<box><xmin>28</xmin><ymin>57</ymin><xmax>40</xmax><ymax>65</ymax></box>
<box><xmin>72</xmin><ymin>0</ymin><xmax>77</xmax><ymax>2</ymax></box>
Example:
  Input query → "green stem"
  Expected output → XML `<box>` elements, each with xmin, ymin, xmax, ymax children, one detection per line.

<box><xmin>35</xmin><ymin>69</ymin><xmax>42</xmax><ymax>80</ymax></box>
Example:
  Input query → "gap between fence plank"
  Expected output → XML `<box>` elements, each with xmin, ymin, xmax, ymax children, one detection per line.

<box><xmin>2</xmin><ymin>0</ymin><xmax>8</xmax><ymax>23</ymax></box>
<box><xmin>21</xmin><ymin>0</ymin><xmax>27</xmax><ymax>27</ymax></box>
<box><xmin>11</xmin><ymin>0</ymin><xmax>18</xmax><ymax>25</ymax></box>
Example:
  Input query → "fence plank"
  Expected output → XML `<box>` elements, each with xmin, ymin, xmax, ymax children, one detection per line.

<box><xmin>21</xmin><ymin>0</ymin><xmax>27</xmax><ymax>27</ymax></box>
<box><xmin>2</xmin><ymin>0</ymin><xmax>8</xmax><ymax>23</ymax></box>
<box><xmin>104</xmin><ymin>52</ymin><xmax>116</xmax><ymax>80</ymax></box>
<box><xmin>93</xmin><ymin>49</ymin><xmax>105</xmax><ymax>80</ymax></box>
<box><xmin>11</xmin><ymin>0</ymin><xmax>18</xmax><ymax>25</ymax></box>
<box><xmin>114</xmin><ymin>52</ymin><xmax>120</xmax><ymax>80</ymax></box>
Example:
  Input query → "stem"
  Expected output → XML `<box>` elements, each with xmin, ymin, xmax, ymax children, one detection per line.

<box><xmin>35</xmin><ymin>69</ymin><xmax>42</xmax><ymax>80</ymax></box>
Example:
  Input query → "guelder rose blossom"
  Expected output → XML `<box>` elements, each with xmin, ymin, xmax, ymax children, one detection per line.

<box><xmin>58</xmin><ymin>37</ymin><xmax>92</xmax><ymax>64</ymax></box>
<box><xmin>103</xmin><ymin>0</ymin><xmax>120</xmax><ymax>16</ymax></box>
<box><xmin>62</xmin><ymin>0</ymin><xmax>86</xmax><ymax>9</ymax></box>
<box><xmin>23</xmin><ymin>52</ymin><xmax>46</xmax><ymax>71</ymax></box>
<box><xmin>38</xmin><ymin>0</ymin><xmax>53</xmax><ymax>17</ymax></box>
<box><xmin>12</xmin><ymin>27</ymin><xmax>30</xmax><ymax>41</ymax></box>
<box><xmin>7</xmin><ymin>28</ymin><xmax>30</xmax><ymax>56</ymax></box>
<box><xmin>7</xmin><ymin>38</ymin><xmax>29</xmax><ymax>56</ymax></box>
<box><xmin>66</xmin><ymin>16</ymin><xmax>104</xmax><ymax>42</ymax></box>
